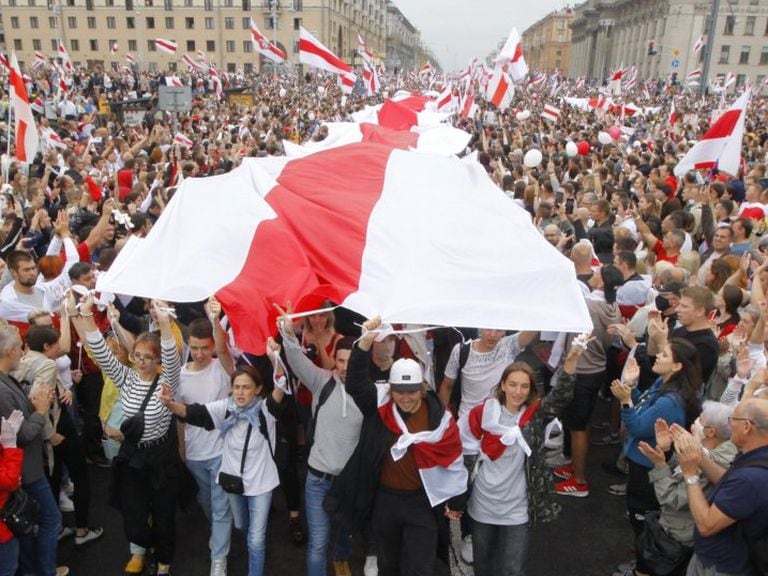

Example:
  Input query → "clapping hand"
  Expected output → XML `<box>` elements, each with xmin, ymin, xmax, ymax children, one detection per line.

<box><xmin>0</xmin><ymin>410</ymin><xmax>24</xmax><ymax>448</ymax></box>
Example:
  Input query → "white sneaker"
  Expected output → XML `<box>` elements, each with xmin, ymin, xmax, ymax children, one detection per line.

<box><xmin>210</xmin><ymin>558</ymin><xmax>227</xmax><ymax>576</ymax></box>
<box><xmin>62</xmin><ymin>480</ymin><xmax>74</xmax><ymax>497</ymax></box>
<box><xmin>59</xmin><ymin>492</ymin><xmax>74</xmax><ymax>513</ymax></box>
<box><xmin>363</xmin><ymin>555</ymin><xmax>378</xmax><ymax>576</ymax></box>
<box><xmin>460</xmin><ymin>535</ymin><xmax>473</xmax><ymax>565</ymax></box>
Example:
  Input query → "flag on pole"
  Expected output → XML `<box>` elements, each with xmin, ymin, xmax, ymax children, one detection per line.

<box><xmin>33</xmin><ymin>51</ymin><xmax>47</xmax><ymax>67</ymax></box>
<box><xmin>693</xmin><ymin>35</ymin><xmax>705</xmax><ymax>55</ymax></box>
<box><xmin>419</xmin><ymin>63</ymin><xmax>434</xmax><ymax>76</ymax></box>
<box><xmin>724</xmin><ymin>72</ymin><xmax>736</xmax><ymax>89</ymax></box>
<box><xmin>9</xmin><ymin>52</ymin><xmax>40</xmax><ymax>163</ymax></box>
<box><xmin>182</xmin><ymin>54</ymin><xmax>204</xmax><ymax>70</ymax></box>
<box><xmin>686</xmin><ymin>69</ymin><xmax>701</xmax><ymax>82</ymax></box>
<box><xmin>250</xmin><ymin>18</ymin><xmax>286</xmax><ymax>64</ymax></box>
<box><xmin>299</xmin><ymin>26</ymin><xmax>353</xmax><ymax>77</ymax></box>
<box><xmin>58</xmin><ymin>40</ymin><xmax>73</xmax><ymax>73</ymax></box>
<box><xmin>210</xmin><ymin>62</ymin><xmax>224</xmax><ymax>99</ymax></box>
<box><xmin>164</xmin><ymin>76</ymin><xmax>183</xmax><ymax>87</ymax></box>
<box><xmin>125</xmin><ymin>53</ymin><xmax>136</xmax><ymax>64</ymax></box>
<box><xmin>357</xmin><ymin>33</ymin><xmax>374</xmax><ymax>66</ymax></box>
<box><xmin>155</xmin><ymin>38</ymin><xmax>178</xmax><ymax>56</ymax></box>
<box><xmin>0</xmin><ymin>52</ymin><xmax>9</xmax><ymax>72</ymax></box>
<box><xmin>494</xmin><ymin>28</ymin><xmax>528</xmax><ymax>82</ymax></box>
<box><xmin>668</xmin><ymin>98</ymin><xmax>677</xmax><ymax>129</ymax></box>
<box><xmin>541</xmin><ymin>104</ymin><xmax>561</xmax><ymax>122</ymax></box>
<box><xmin>486</xmin><ymin>68</ymin><xmax>514</xmax><ymax>110</ymax></box>
<box><xmin>174</xmin><ymin>132</ymin><xmax>194</xmax><ymax>148</ymax></box>
<box><xmin>673</xmin><ymin>90</ymin><xmax>750</xmax><ymax>177</ymax></box>
<box><xmin>362</xmin><ymin>62</ymin><xmax>380</xmax><ymax>96</ymax></box>
<box><xmin>436</xmin><ymin>84</ymin><xmax>454</xmax><ymax>112</ymax></box>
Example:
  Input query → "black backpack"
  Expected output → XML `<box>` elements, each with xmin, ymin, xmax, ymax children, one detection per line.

<box><xmin>447</xmin><ymin>342</ymin><xmax>471</xmax><ymax>417</ymax></box>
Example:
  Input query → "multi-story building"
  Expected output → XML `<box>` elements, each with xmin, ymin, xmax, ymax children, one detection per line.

<box><xmin>0</xmin><ymin>0</ymin><xmax>395</xmax><ymax>74</ymax></box>
<box><xmin>570</xmin><ymin>0</ymin><xmax>768</xmax><ymax>89</ymax></box>
<box><xmin>521</xmin><ymin>8</ymin><xmax>574</xmax><ymax>76</ymax></box>
<box><xmin>384</xmin><ymin>1</ymin><xmax>420</xmax><ymax>72</ymax></box>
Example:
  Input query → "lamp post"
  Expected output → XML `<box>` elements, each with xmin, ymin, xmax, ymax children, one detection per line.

<box><xmin>700</xmin><ymin>0</ymin><xmax>721</xmax><ymax>97</ymax></box>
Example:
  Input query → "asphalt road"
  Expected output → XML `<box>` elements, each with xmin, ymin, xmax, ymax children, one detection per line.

<box><xmin>58</xmin><ymin>398</ymin><xmax>634</xmax><ymax>576</ymax></box>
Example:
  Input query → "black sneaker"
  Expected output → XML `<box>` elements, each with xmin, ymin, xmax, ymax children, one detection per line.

<box><xmin>86</xmin><ymin>455</ymin><xmax>112</xmax><ymax>468</ymax></box>
<box><xmin>601</xmin><ymin>461</ymin><xmax>629</xmax><ymax>477</ymax></box>
<box><xmin>289</xmin><ymin>517</ymin><xmax>306</xmax><ymax>546</ymax></box>
<box><xmin>591</xmin><ymin>432</ymin><xmax>621</xmax><ymax>446</ymax></box>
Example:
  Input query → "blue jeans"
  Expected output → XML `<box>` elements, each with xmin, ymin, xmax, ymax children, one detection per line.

<box><xmin>229</xmin><ymin>491</ymin><xmax>272</xmax><ymax>576</ymax></box>
<box><xmin>470</xmin><ymin>517</ymin><xmax>529</xmax><ymax>576</ymax></box>
<box><xmin>186</xmin><ymin>456</ymin><xmax>233</xmax><ymax>561</ymax></box>
<box><xmin>0</xmin><ymin>537</ymin><xmax>19</xmax><ymax>576</ymax></box>
<box><xmin>19</xmin><ymin>476</ymin><xmax>61</xmax><ymax>576</ymax></box>
<box><xmin>305</xmin><ymin>471</ymin><xmax>352</xmax><ymax>576</ymax></box>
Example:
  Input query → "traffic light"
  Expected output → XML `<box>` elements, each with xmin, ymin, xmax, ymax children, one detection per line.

<box><xmin>647</xmin><ymin>41</ymin><xmax>658</xmax><ymax>56</ymax></box>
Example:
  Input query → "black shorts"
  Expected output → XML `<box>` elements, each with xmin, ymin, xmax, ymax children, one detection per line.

<box><xmin>562</xmin><ymin>371</ymin><xmax>606</xmax><ymax>430</ymax></box>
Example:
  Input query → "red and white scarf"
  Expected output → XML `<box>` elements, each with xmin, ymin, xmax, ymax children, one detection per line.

<box><xmin>461</xmin><ymin>397</ymin><xmax>540</xmax><ymax>461</ymax></box>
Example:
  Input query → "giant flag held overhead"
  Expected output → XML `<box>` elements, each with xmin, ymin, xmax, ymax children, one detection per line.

<box><xmin>673</xmin><ymin>90</ymin><xmax>750</xmax><ymax>177</ymax></box>
<box><xmin>250</xmin><ymin>18</ymin><xmax>286</xmax><ymax>64</ymax></box>
<box><xmin>494</xmin><ymin>28</ymin><xmax>528</xmax><ymax>82</ymax></box>
<box><xmin>97</xmin><ymin>143</ymin><xmax>592</xmax><ymax>355</ymax></box>
<box><xmin>9</xmin><ymin>52</ymin><xmax>40</xmax><ymax>163</ymax></box>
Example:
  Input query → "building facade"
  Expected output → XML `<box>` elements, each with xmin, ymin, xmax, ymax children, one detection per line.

<box><xmin>384</xmin><ymin>1</ymin><xmax>419</xmax><ymax>72</ymax></box>
<box><xmin>0</xmin><ymin>0</ymin><xmax>402</xmax><ymax>73</ymax></box>
<box><xmin>521</xmin><ymin>8</ymin><xmax>574</xmax><ymax>76</ymax></box>
<box><xmin>570</xmin><ymin>0</ymin><xmax>768</xmax><ymax>88</ymax></box>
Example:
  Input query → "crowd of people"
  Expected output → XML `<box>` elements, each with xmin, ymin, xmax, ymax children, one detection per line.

<box><xmin>0</xmin><ymin>57</ymin><xmax>767</xmax><ymax>576</ymax></box>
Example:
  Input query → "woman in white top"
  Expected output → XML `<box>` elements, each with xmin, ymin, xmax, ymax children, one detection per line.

<box><xmin>160</xmin><ymin>338</ymin><xmax>286</xmax><ymax>576</ymax></box>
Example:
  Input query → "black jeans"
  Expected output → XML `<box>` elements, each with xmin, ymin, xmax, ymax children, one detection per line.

<box><xmin>627</xmin><ymin>459</ymin><xmax>660</xmax><ymax>537</ymax></box>
<box><xmin>76</xmin><ymin>371</ymin><xmax>105</xmax><ymax>459</ymax></box>
<box><xmin>471</xmin><ymin>517</ymin><xmax>529</xmax><ymax>576</ymax></box>
<box><xmin>49</xmin><ymin>408</ymin><xmax>91</xmax><ymax>528</ymax></box>
<box><xmin>275</xmin><ymin>395</ymin><xmax>301</xmax><ymax>513</ymax></box>
<box><xmin>373</xmin><ymin>488</ymin><xmax>438</xmax><ymax>576</ymax></box>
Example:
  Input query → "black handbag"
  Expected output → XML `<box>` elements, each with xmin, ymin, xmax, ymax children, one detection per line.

<box><xmin>217</xmin><ymin>423</ymin><xmax>253</xmax><ymax>495</ymax></box>
<box><xmin>637</xmin><ymin>511</ymin><xmax>692</xmax><ymax>575</ymax></box>
<box><xmin>0</xmin><ymin>488</ymin><xmax>40</xmax><ymax>537</ymax></box>
<box><xmin>120</xmin><ymin>375</ymin><xmax>161</xmax><ymax>445</ymax></box>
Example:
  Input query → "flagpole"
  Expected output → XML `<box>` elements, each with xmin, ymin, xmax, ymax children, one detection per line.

<box><xmin>3</xmin><ymin>104</ymin><xmax>11</xmax><ymax>184</ymax></box>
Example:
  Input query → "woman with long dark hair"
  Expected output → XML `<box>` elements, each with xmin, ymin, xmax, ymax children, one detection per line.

<box><xmin>611</xmin><ymin>338</ymin><xmax>702</xmax><ymax>542</ymax></box>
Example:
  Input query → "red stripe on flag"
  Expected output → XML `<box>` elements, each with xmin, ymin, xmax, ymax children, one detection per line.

<box><xmin>489</xmin><ymin>75</ymin><xmax>509</xmax><ymax>107</ymax></box>
<box><xmin>701</xmin><ymin>109</ymin><xmax>742</xmax><ymax>140</ymax></box>
<box><xmin>299</xmin><ymin>39</ymin><xmax>350</xmax><ymax>72</ymax></box>
<box><xmin>377</xmin><ymin>100</ymin><xmax>419</xmax><ymax>130</ymax></box>
<box><xmin>17</xmin><ymin>120</ymin><xmax>29</xmax><ymax>162</ymax></box>
<box><xmin>359</xmin><ymin>123</ymin><xmax>419</xmax><ymax>149</ymax></box>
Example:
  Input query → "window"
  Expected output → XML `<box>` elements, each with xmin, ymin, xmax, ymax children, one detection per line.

<box><xmin>51</xmin><ymin>39</ymin><xmax>58</xmax><ymax>50</ymax></box>
<box><xmin>266</xmin><ymin>16</ymin><xmax>276</xmax><ymax>29</ymax></box>
<box><xmin>226</xmin><ymin>40</ymin><xmax>235</xmax><ymax>52</ymax></box>
<box><xmin>164</xmin><ymin>0</ymin><xmax>172</xmax><ymax>9</ymax></box>
<box><xmin>243</xmin><ymin>40</ymin><xmax>252</xmax><ymax>52</ymax></box>
<box><xmin>719</xmin><ymin>44</ymin><xmax>730</xmax><ymax>64</ymax></box>
<box><xmin>242</xmin><ymin>0</ymin><xmax>250</xmax><ymax>10</ymax></box>
<box><xmin>207</xmin><ymin>40</ymin><xmax>215</xmax><ymax>51</ymax></box>
<box><xmin>224</xmin><ymin>0</ymin><xmax>233</xmax><ymax>6</ymax></box>
<box><xmin>70</xmin><ymin>39</ymin><xmax>79</xmax><ymax>51</ymax></box>
<box><xmin>145</xmin><ymin>0</ymin><xmax>153</xmax><ymax>5</ymax></box>
<box><xmin>204</xmin><ymin>0</ymin><xmax>213</xmax><ymax>10</ymax></box>
<box><xmin>28</xmin><ymin>0</ymin><xmax>35</xmax><ymax>5</ymax></box>
<box><xmin>10</xmin><ymin>17</ymin><xmax>19</xmax><ymax>29</ymax></box>
<box><xmin>87</xmin><ymin>16</ymin><xmax>96</xmax><ymax>28</ymax></box>
<box><xmin>107</xmin><ymin>16</ymin><xmax>116</xmax><ymax>28</ymax></box>
<box><xmin>186</xmin><ymin>40</ymin><xmax>195</xmax><ymax>51</ymax></box>
<box><xmin>49</xmin><ymin>16</ymin><xmax>57</xmax><ymax>28</ymax></box>
<box><xmin>85</xmin><ymin>0</ymin><xmax>93</xmax><ymax>9</ymax></box>
<box><xmin>736</xmin><ymin>74</ymin><xmax>746</xmax><ymax>87</ymax></box>
<box><xmin>555</xmin><ymin>59</ymin><xmax>561</xmax><ymax>68</ymax></box>
<box><xmin>7</xmin><ymin>0</ymin><xmax>15</xmax><ymax>6</ymax></box>
<box><xmin>165</xmin><ymin>16</ymin><xmax>174</xmax><ymax>28</ymax></box>
<box><xmin>746</xmin><ymin>16</ymin><xmax>756</xmax><ymax>35</ymax></box>
<box><xmin>758</xmin><ymin>74</ymin><xmax>765</xmax><ymax>85</ymax></box>
<box><xmin>185</xmin><ymin>17</ymin><xmax>195</xmax><ymax>29</ymax></box>
<box><xmin>30</xmin><ymin>16</ymin><xmax>39</xmax><ymax>28</ymax></box>
<box><xmin>225</xmin><ymin>17</ymin><xmax>234</xmax><ymax>29</ymax></box>
<box><xmin>90</xmin><ymin>39</ymin><xmax>98</xmax><ymax>51</ymax></box>
<box><xmin>168</xmin><ymin>62</ymin><xmax>177</xmax><ymax>72</ymax></box>
<box><xmin>227</xmin><ymin>63</ymin><xmax>236</xmax><ymax>73</ymax></box>
<box><xmin>148</xmin><ymin>40</ymin><xmax>156</xmax><ymax>51</ymax></box>
<box><xmin>293</xmin><ymin>0</ymin><xmax>302</xmax><ymax>9</ymax></box>
<box><xmin>294</xmin><ymin>17</ymin><xmax>302</xmax><ymax>30</ymax></box>
<box><xmin>148</xmin><ymin>62</ymin><xmax>158</xmax><ymax>73</ymax></box>
<box><xmin>126</xmin><ymin>0</ymin><xmax>133</xmax><ymax>9</ymax></box>
<box><xmin>244</xmin><ymin>62</ymin><xmax>253</xmax><ymax>74</ymax></box>
<box><xmin>127</xmin><ymin>16</ymin><xmax>135</xmax><ymax>28</ymax></box>
<box><xmin>292</xmin><ymin>40</ymin><xmax>299</xmax><ymax>53</ymax></box>
<box><xmin>68</xmin><ymin>16</ymin><xmax>77</xmax><ymax>28</ymax></box>
<box><xmin>724</xmin><ymin>15</ymin><xmax>735</xmax><ymax>35</ymax></box>
<box><xmin>762</xmin><ymin>46</ymin><xmax>768</xmax><ymax>65</ymax></box>
<box><xmin>128</xmin><ymin>39</ymin><xmax>137</xmax><ymax>51</ymax></box>
<box><xmin>106</xmin><ymin>0</ymin><xmax>114</xmax><ymax>5</ymax></box>
<box><xmin>740</xmin><ymin>45</ymin><xmax>751</xmax><ymax>64</ymax></box>
<box><xmin>146</xmin><ymin>16</ymin><xmax>155</xmax><ymax>28</ymax></box>
<box><xmin>205</xmin><ymin>17</ymin><xmax>214</xmax><ymax>29</ymax></box>
<box><xmin>14</xmin><ymin>39</ymin><xmax>22</xmax><ymax>50</ymax></box>
<box><xmin>32</xmin><ymin>39</ymin><xmax>41</xmax><ymax>50</ymax></box>
<box><xmin>242</xmin><ymin>17</ymin><xmax>250</xmax><ymax>29</ymax></box>
<box><xmin>184</xmin><ymin>0</ymin><xmax>192</xmax><ymax>6</ymax></box>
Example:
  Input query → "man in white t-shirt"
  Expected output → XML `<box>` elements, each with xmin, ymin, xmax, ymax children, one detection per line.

<box><xmin>177</xmin><ymin>298</ymin><xmax>234</xmax><ymax>576</ymax></box>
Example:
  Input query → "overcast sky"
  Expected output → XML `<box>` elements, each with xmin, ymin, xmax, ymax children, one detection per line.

<box><xmin>393</xmin><ymin>0</ymin><xmax>572</xmax><ymax>71</ymax></box>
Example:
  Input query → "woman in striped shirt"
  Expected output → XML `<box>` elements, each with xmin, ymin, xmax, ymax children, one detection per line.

<box><xmin>68</xmin><ymin>293</ymin><xmax>181</xmax><ymax>576</ymax></box>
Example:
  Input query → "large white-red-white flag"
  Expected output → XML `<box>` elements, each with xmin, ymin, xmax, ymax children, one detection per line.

<box><xmin>98</xmin><ymin>143</ymin><xmax>592</xmax><ymax>355</ymax></box>
<box><xmin>250</xmin><ymin>18</ymin><xmax>286</xmax><ymax>64</ymax></box>
<box><xmin>494</xmin><ymin>28</ymin><xmax>528</xmax><ymax>82</ymax></box>
<box><xmin>362</xmin><ymin>62</ymin><xmax>380</xmax><ymax>96</ymax></box>
<box><xmin>182</xmin><ymin>54</ymin><xmax>206</xmax><ymax>70</ymax></box>
<box><xmin>486</xmin><ymin>68</ymin><xmax>514</xmax><ymax>110</ymax></box>
<box><xmin>10</xmin><ymin>53</ymin><xmax>40</xmax><ymax>163</ymax></box>
<box><xmin>155</xmin><ymin>38</ymin><xmax>178</xmax><ymax>56</ymax></box>
<box><xmin>673</xmin><ymin>90</ymin><xmax>750</xmax><ymax>177</ymax></box>
<box><xmin>58</xmin><ymin>40</ymin><xmax>73</xmax><ymax>73</ymax></box>
<box><xmin>299</xmin><ymin>26</ymin><xmax>353</xmax><ymax>78</ymax></box>
<box><xmin>541</xmin><ymin>104</ymin><xmax>560</xmax><ymax>122</ymax></box>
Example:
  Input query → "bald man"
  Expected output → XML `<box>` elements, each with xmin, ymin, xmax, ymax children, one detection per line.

<box><xmin>679</xmin><ymin>398</ymin><xmax>768</xmax><ymax>576</ymax></box>
<box><xmin>571</xmin><ymin>243</ymin><xmax>594</xmax><ymax>294</ymax></box>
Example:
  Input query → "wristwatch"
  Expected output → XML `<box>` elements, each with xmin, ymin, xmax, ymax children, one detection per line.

<box><xmin>621</xmin><ymin>403</ymin><xmax>631</xmax><ymax>410</ymax></box>
<box><xmin>685</xmin><ymin>475</ymin><xmax>701</xmax><ymax>485</ymax></box>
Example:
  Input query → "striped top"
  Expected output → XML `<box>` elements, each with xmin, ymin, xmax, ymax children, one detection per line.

<box><xmin>85</xmin><ymin>330</ymin><xmax>181</xmax><ymax>443</ymax></box>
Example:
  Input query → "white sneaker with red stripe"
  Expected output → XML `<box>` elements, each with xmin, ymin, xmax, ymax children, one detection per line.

<box><xmin>555</xmin><ymin>477</ymin><xmax>589</xmax><ymax>497</ymax></box>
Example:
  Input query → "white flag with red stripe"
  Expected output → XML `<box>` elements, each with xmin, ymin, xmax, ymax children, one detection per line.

<box><xmin>673</xmin><ymin>90</ymin><xmax>750</xmax><ymax>177</ymax></box>
<box><xmin>33</xmin><ymin>51</ymin><xmax>47</xmax><ymax>68</ymax></box>
<box><xmin>250</xmin><ymin>18</ymin><xmax>286</xmax><ymax>64</ymax></box>
<box><xmin>693</xmin><ymin>35</ymin><xmax>705</xmax><ymax>55</ymax></box>
<box><xmin>494</xmin><ymin>28</ymin><xmax>528</xmax><ymax>82</ymax></box>
<box><xmin>362</xmin><ymin>62</ymin><xmax>380</xmax><ymax>96</ymax></box>
<box><xmin>299</xmin><ymin>26</ymin><xmax>352</xmax><ymax>77</ymax></box>
<box><xmin>155</xmin><ymin>38</ymin><xmax>177</xmax><ymax>56</ymax></box>
<box><xmin>541</xmin><ymin>104</ymin><xmax>560</xmax><ymax>122</ymax></box>
<box><xmin>486</xmin><ymin>68</ymin><xmax>514</xmax><ymax>110</ymax></box>
<box><xmin>173</xmin><ymin>132</ymin><xmax>193</xmax><ymax>148</ymax></box>
<box><xmin>435</xmin><ymin>84</ymin><xmax>455</xmax><ymax>113</ymax></box>
<box><xmin>357</xmin><ymin>33</ymin><xmax>374</xmax><ymax>66</ymax></box>
<box><xmin>165</xmin><ymin>76</ymin><xmax>183</xmax><ymax>87</ymax></box>
<box><xmin>338</xmin><ymin>70</ymin><xmax>356</xmax><ymax>94</ymax></box>
<box><xmin>182</xmin><ymin>54</ymin><xmax>206</xmax><ymax>70</ymax></box>
<box><xmin>0</xmin><ymin>51</ymin><xmax>9</xmax><ymax>72</ymax></box>
<box><xmin>97</xmin><ymin>143</ymin><xmax>592</xmax><ymax>355</ymax></box>
<box><xmin>668</xmin><ymin>98</ymin><xmax>677</xmax><ymax>129</ymax></box>
<box><xmin>58</xmin><ymin>40</ymin><xmax>73</xmax><ymax>73</ymax></box>
<box><xmin>10</xmin><ymin>53</ymin><xmax>40</xmax><ymax>163</ymax></box>
<box><xmin>125</xmin><ymin>53</ymin><xmax>136</xmax><ymax>64</ymax></box>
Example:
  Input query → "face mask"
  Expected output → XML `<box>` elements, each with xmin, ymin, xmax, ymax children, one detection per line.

<box><xmin>655</xmin><ymin>295</ymin><xmax>671</xmax><ymax>312</ymax></box>
<box><xmin>691</xmin><ymin>419</ymin><xmax>705</xmax><ymax>441</ymax></box>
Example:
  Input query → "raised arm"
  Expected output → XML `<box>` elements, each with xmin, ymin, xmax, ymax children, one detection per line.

<box><xmin>206</xmin><ymin>296</ymin><xmax>234</xmax><ymax>376</ymax></box>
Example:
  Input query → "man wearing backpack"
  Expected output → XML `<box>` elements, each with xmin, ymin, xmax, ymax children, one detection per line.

<box><xmin>277</xmin><ymin>307</ymin><xmax>364</xmax><ymax>576</ymax></box>
<box><xmin>677</xmin><ymin>398</ymin><xmax>768</xmax><ymax>576</ymax></box>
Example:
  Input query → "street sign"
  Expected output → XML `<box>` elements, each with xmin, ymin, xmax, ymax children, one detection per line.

<box><xmin>158</xmin><ymin>86</ymin><xmax>192</xmax><ymax>112</ymax></box>
<box><xmin>671</xmin><ymin>59</ymin><xmax>680</xmax><ymax>69</ymax></box>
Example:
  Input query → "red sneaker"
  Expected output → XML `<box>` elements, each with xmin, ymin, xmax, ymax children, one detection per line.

<box><xmin>552</xmin><ymin>464</ymin><xmax>574</xmax><ymax>480</ymax></box>
<box><xmin>555</xmin><ymin>477</ymin><xmax>589</xmax><ymax>497</ymax></box>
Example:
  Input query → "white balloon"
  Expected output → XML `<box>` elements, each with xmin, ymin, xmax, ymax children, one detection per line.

<box><xmin>565</xmin><ymin>141</ymin><xmax>578</xmax><ymax>157</ymax></box>
<box><xmin>523</xmin><ymin>149</ymin><xmax>543</xmax><ymax>168</ymax></box>
<box><xmin>521</xmin><ymin>110</ymin><xmax>531</xmax><ymax>120</ymax></box>
<box><xmin>515</xmin><ymin>111</ymin><xmax>526</xmax><ymax>121</ymax></box>
<box><xmin>308</xmin><ymin>112</ymin><xmax>315</xmax><ymax>121</ymax></box>
<box><xmin>317</xmin><ymin>86</ymin><xmax>325</xmax><ymax>95</ymax></box>
<box><xmin>279</xmin><ymin>87</ymin><xmax>287</xmax><ymax>98</ymax></box>
<box><xmin>598</xmin><ymin>131</ymin><xmax>613</xmax><ymax>145</ymax></box>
